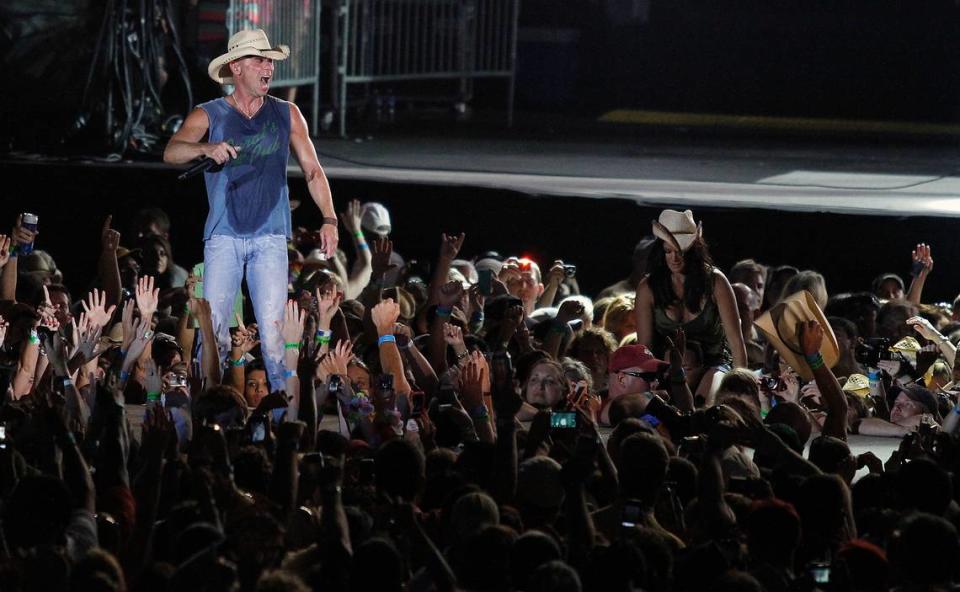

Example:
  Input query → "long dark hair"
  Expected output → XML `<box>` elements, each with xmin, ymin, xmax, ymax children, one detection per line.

<box><xmin>647</xmin><ymin>237</ymin><xmax>715</xmax><ymax>313</ymax></box>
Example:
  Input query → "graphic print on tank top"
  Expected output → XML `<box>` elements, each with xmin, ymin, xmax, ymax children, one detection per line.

<box><xmin>222</xmin><ymin>118</ymin><xmax>285</xmax><ymax>234</ymax></box>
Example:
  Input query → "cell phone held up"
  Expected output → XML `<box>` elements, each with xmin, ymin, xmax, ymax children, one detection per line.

<box><xmin>550</xmin><ymin>412</ymin><xmax>577</xmax><ymax>430</ymax></box>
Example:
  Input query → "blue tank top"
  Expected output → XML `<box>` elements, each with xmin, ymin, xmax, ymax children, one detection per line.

<box><xmin>198</xmin><ymin>95</ymin><xmax>292</xmax><ymax>239</ymax></box>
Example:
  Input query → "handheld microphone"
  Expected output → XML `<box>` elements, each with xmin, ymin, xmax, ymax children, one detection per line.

<box><xmin>177</xmin><ymin>146</ymin><xmax>241</xmax><ymax>181</ymax></box>
<box><xmin>177</xmin><ymin>157</ymin><xmax>215</xmax><ymax>181</ymax></box>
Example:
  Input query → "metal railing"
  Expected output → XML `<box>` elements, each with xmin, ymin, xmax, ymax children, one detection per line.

<box><xmin>336</xmin><ymin>0</ymin><xmax>519</xmax><ymax>136</ymax></box>
<box><xmin>227</xmin><ymin>0</ymin><xmax>322</xmax><ymax>135</ymax></box>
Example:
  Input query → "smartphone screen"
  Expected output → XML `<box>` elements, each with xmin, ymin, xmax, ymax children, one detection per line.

<box><xmin>550</xmin><ymin>412</ymin><xmax>577</xmax><ymax>430</ymax></box>
<box><xmin>410</xmin><ymin>392</ymin><xmax>424</xmax><ymax>417</ymax></box>
<box><xmin>621</xmin><ymin>501</ymin><xmax>644</xmax><ymax>528</ymax></box>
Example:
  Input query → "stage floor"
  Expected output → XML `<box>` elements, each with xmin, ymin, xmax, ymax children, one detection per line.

<box><xmin>306</xmin><ymin>130</ymin><xmax>960</xmax><ymax>217</ymax></box>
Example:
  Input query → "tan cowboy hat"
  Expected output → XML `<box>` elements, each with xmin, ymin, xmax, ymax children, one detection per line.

<box><xmin>754</xmin><ymin>290</ymin><xmax>839</xmax><ymax>381</ymax></box>
<box><xmin>208</xmin><ymin>29</ymin><xmax>290</xmax><ymax>85</ymax></box>
<box><xmin>652</xmin><ymin>209</ymin><xmax>702</xmax><ymax>252</ymax></box>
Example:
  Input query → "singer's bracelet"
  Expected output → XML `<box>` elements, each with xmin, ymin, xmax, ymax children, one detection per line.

<box><xmin>322</xmin><ymin>217</ymin><xmax>338</xmax><ymax>227</ymax></box>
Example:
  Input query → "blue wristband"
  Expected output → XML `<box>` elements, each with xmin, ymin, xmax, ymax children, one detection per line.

<box><xmin>283</xmin><ymin>369</ymin><xmax>297</xmax><ymax>379</ymax></box>
<box><xmin>120</xmin><ymin>370</ymin><xmax>130</xmax><ymax>381</ymax></box>
<box><xmin>358</xmin><ymin>242</ymin><xmax>370</xmax><ymax>251</ymax></box>
<box><xmin>436</xmin><ymin>305</ymin><xmax>452</xmax><ymax>317</ymax></box>
<box><xmin>378</xmin><ymin>334</ymin><xmax>397</xmax><ymax>346</ymax></box>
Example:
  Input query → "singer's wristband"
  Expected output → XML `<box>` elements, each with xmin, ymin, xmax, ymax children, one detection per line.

<box><xmin>322</xmin><ymin>217</ymin><xmax>338</xmax><ymax>227</ymax></box>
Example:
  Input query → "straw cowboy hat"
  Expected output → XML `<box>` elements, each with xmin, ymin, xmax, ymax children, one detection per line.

<box><xmin>754</xmin><ymin>290</ymin><xmax>839</xmax><ymax>381</ymax></box>
<box><xmin>208</xmin><ymin>29</ymin><xmax>290</xmax><ymax>85</ymax></box>
<box><xmin>652</xmin><ymin>209</ymin><xmax>702</xmax><ymax>252</ymax></box>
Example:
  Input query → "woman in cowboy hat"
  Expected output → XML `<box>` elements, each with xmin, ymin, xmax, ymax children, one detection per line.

<box><xmin>634</xmin><ymin>209</ymin><xmax>747</xmax><ymax>403</ymax></box>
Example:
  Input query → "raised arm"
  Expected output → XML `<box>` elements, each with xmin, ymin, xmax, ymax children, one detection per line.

<box><xmin>906</xmin><ymin>243</ymin><xmax>933</xmax><ymax>305</ymax></box>
<box><xmin>427</xmin><ymin>233</ymin><xmax>465</xmax><ymax>306</ymax></box>
<box><xmin>339</xmin><ymin>200</ymin><xmax>373</xmax><ymax>299</ymax></box>
<box><xmin>98</xmin><ymin>216</ymin><xmax>123</xmax><ymax>308</ymax></box>
<box><xmin>188</xmin><ymin>298</ymin><xmax>221</xmax><ymax>386</ymax></box>
<box><xmin>371</xmin><ymin>299</ymin><xmax>412</xmax><ymax>396</ymax></box>
<box><xmin>279</xmin><ymin>299</ymin><xmax>306</xmax><ymax>421</ymax></box>
<box><xmin>714</xmin><ymin>271</ymin><xmax>748</xmax><ymax>368</ymax></box>
<box><xmin>907</xmin><ymin>316</ymin><xmax>956</xmax><ymax>369</ymax></box>
<box><xmin>0</xmin><ymin>232</ymin><xmax>14</xmax><ymax>302</ymax></box>
<box><xmin>634</xmin><ymin>279</ymin><xmax>655</xmax><ymax>349</ymax></box>
<box><xmin>289</xmin><ymin>103</ymin><xmax>338</xmax><ymax>257</ymax></box>
<box><xmin>800</xmin><ymin>320</ymin><xmax>848</xmax><ymax>441</ymax></box>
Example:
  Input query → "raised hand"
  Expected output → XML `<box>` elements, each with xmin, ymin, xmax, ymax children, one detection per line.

<box><xmin>442</xmin><ymin>322</ymin><xmax>465</xmax><ymax>348</ymax></box>
<box><xmin>315</xmin><ymin>287</ymin><xmax>341</xmax><ymax>327</ymax></box>
<box><xmin>135</xmin><ymin>275</ymin><xmax>159</xmax><ymax>319</ymax></box>
<box><xmin>11</xmin><ymin>214</ymin><xmax>37</xmax><ymax>249</ymax></box>
<box><xmin>439</xmin><ymin>233</ymin><xmax>465</xmax><ymax>261</ymax></box>
<box><xmin>124</xmin><ymin>314</ymin><xmax>155</xmax><ymax>365</ymax></box>
<box><xmin>912</xmin><ymin>243</ymin><xmax>933</xmax><ymax>276</ymax></box>
<box><xmin>36</xmin><ymin>286</ymin><xmax>60</xmax><ymax>332</ymax></box>
<box><xmin>81</xmin><ymin>288</ymin><xmax>117</xmax><ymax>330</ymax></box>
<box><xmin>371</xmin><ymin>298</ymin><xmax>401</xmax><ymax>336</ymax></box>
<box><xmin>907</xmin><ymin>315</ymin><xmax>943</xmax><ymax>343</ymax></box>
<box><xmin>371</xmin><ymin>237</ymin><xmax>396</xmax><ymax>279</ymax></box>
<box><xmin>74</xmin><ymin>313</ymin><xmax>104</xmax><ymax>362</ymax></box>
<box><xmin>187</xmin><ymin>297</ymin><xmax>212</xmax><ymax>323</ymax></box>
<box><xmin>341</xmin><ymin>199</ymin><xmax>363</xmax><ymax>235</ymax></box>
<box><xmin>460</xmin><ymin>352</ymin><xmax>487</xmax><ymax>409</ymax></box>
<box><xmin>0</xmin><ymin>316</ymin><xmax>7</xmax><ymax>348</ymax></box>
<box><xmin>231</xmin><ymin>313</ymin><xmax>260</xmax><ymax>355</ymax></box>
<box><xmin>664</xmin><ymin>328</ymin><xmax>687</xmax><ymax>371</ymax></box>
<box><xmin>277</xmin><ymin>300</ymin><xmax>307</xmax><ymax>346</ymax></box>
<box><xmin>101</xmin><ymin>215</ymin><xmax>120</xmax><ymax>253</ymax></box>
<box><xmin>799</xmin><ymin>319</ymin><xmax>824</xmax><ymax>357</ymax></box>
<box><xmin>546</xmin><ymin>260</ymin><xmax>566</xmax><ymax>286</ymax></box>
<box><xmin>319</xmin><ymin>339</ymin><xmax>353</xmax><ymax>378</ymax></box>
<box><xmin>555</xmin><ymin>298</ymin><xmax>585</xmax><ymax>325</ymax></box>
<box><xmin>0</xmin><ymin>235</ymin><xmax>10</xmax><ymax>269</ymax></box>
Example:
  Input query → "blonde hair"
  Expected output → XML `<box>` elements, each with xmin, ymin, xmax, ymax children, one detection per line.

<box><xmin>602</xmin><ymin>294</ymin><xmax>635</xmax><ymax>335</ymax></box>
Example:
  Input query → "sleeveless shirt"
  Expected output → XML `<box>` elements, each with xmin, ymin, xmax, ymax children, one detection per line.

<box><xmin>198</xmin><ymin>95</ymin><xmax>292</xmax><ymax>239</ymax></box>
<box><xmin>652</xmin><ymin>273</ymin><xmax>732</xmax><ymax>367</ymax></box>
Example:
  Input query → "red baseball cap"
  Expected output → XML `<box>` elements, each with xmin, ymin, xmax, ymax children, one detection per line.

<box><xmin>608</xmin><ymin>344</ymin><xmax>669</xmax><ymax>373</ymax></box>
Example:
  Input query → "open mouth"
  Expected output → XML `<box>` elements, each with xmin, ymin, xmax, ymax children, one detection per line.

<box><xmin>260</xmin><ymin>75</ymin><xmax>271</xmax><ymax>86</ymax></box>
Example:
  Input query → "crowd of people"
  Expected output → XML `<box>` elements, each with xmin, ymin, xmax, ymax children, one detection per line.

<box><xmin>0</xmin><ymin>202</ymin><xmax>958</xmax><ymax>592</ymax></box>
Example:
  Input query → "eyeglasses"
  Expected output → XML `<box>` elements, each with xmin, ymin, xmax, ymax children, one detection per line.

<box><xmin>619</xmin><ymin>370</ymin><xmax>659</xmax><ymax>382</ymax></box>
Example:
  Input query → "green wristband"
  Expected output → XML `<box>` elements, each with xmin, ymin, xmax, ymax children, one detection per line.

<box><xmin>285</xmin><ymin>342</ymin><xmax>301</xmax><ymax>350</ymax></box>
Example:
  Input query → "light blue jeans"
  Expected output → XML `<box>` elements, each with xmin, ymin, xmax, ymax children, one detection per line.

<box><xmin>203</xmin><ymin>234</ymin><xmax>288</xmax><ymax>392</ymax></box>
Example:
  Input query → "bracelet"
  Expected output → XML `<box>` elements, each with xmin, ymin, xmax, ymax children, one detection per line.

<box><xmin>469</xmin><ymin>404</ymin><xmax>489</xmax><ymax>419</ymax></box>
<box><xmin>455</xmin><ymin>350</ymin><xmax>469</xmax><ymax>361</ymax></box>
<box><xmin>436</xmin><ymin>305</ymin><xmax>452</xmax><ymax>317</ymax></box>
<box><xmin>61</xmin><ymin>378</ymin><xmax>75</xmax><ymax>388</ymax></box>
<box><xmin>805</xmin><ymin>352</ymin><xmax>825</xmax><ymax>370</ymax></box>
<box><xmin>322</xmin><ymin>217</ymin><xmax>338</xmax><ymax>227</ymax></box>
<box><xmin>284</xmin><ymin>342</ymin><xmax>301</xmax><ymax>350</ymax></box>
<box><xmin>28</xmin><ymin>330</ymin><xmax>40</xmax><ymax>345</ymax></box>
<box><xmin>119</xmin><ymin>349</ymin><xmax>128</xmax><ymax>358</ymax></box>
<box><xmin>57</xmin><ymin>432</ymin><xmax>77</xmax><ymax>447</ymax></box>
<box><xmin>398</xmin><ymin>340</ymin><xmax>412</xmax><ymax>351</ymax></box>
<box><xmin>230</xmin><ymin>357</ymin><xmax>246</xmax><ymax>367</ymax></box>
<box><xmin>146</xmin><ymin>392</ymin><xmax>161</xmax><ymax>402</ymax></box>
<box><xmin>378</xmin><ymin>334</ymin><xmax>397</xmax><ymax>346</ymax></box>
<box><xmin>120</xmin><ymin>370</ymin><xmax>130</xmax><ymax>381</ymax></box>
<box><xmin>470</xmin><ymin>311</ymin><xmax>484</xmax><ymax>321</ymax></box>
<box><xmin>314</xmin><ymin>329</ymin><xmax>332</xmax><ymax>345</ymax></box>
<box><xmin>358</xmin><ymin>242</ymin><xmax>370</xmax><ymax>251</ymax></box>
<box><xmin>353</xmin><ymin>231</ymin><xmax>363</xmax><ymax>239</ymax></box>
<box><xmin>183</xmin><ymin>305</ymin><xmax>191</xmax><ymax>315</ymax></box>
<box><xmin>283</xmin><ymin>369</ymin><xmax>297</xmax><ymax>379</ymax></box>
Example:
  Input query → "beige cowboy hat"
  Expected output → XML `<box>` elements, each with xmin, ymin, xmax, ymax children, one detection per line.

<box><xmin>652</xmin><ymin>209</ymin><xmax>702</xmax><ymax>252</ymax></box>
<box><xmin>754</xmin><ymin>290</ymin><xmax>839</xmax><ymax>382</ymax></box>
<box><xmin>208</xmin><ymin>29</ymin><xmax>290</xmax><ymax>85</ymax></box>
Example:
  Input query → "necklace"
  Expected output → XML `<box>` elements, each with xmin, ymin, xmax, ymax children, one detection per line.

<box><xmin>230</xmin><ymin>95</ymin><xmax>263</xmax><ymax>119</ymax></box>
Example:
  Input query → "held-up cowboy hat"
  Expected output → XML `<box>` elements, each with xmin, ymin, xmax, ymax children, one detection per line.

<box><xmin>652</xmin><ymin>209</ymin><xmax>702</xmax><ymax>252</ymax></box>
<box><xmin>754</xmin><ymin>290</ymin><xmax>839</xmax><ymax>382</ymax></box>
<box><xmin>208</xmin><ymin>29</ymin><xmax>290</xmax><ymax>85</ymax></box>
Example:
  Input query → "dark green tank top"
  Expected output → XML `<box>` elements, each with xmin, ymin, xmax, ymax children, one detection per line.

<box><xmin>653</xmin><ymin>280</ymin><xmax>732</xmax><ymax>367</ymax></box>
